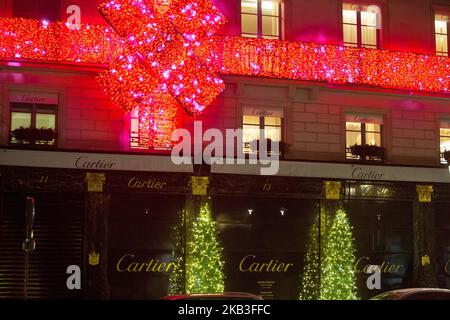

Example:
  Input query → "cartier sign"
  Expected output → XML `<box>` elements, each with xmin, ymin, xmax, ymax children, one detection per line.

<box><xmin>10</xmin><ymin>91</ymin><xmax>58</xmax><ymax>105</ymax></box>
<box><xmin>74</xmin><ymin>156</ymin><xmax>117</xmax><ymax>169</ymax></box>
<box><xmin>351</xmin><ymin>166</ymin><xmax>385</xmax><ymax>180</ymax></box>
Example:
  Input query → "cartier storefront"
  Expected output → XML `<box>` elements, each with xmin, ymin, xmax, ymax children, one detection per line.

<box><xmin>1</xmin><ymin>149</ymin><xmax>450</xmax><ymax>299</ymax></box>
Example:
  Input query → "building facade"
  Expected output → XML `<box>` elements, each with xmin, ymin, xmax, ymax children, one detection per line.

<box><xmin>0</xmin><ymin>0</ymin><xmax>450</xmax><ymax>300</ymax></box>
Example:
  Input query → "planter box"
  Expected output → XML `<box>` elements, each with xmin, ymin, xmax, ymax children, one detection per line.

<box><xmin>350</xmin><ymin>144</ymin><xmax>385</xmax><ymax>161</ymax></box>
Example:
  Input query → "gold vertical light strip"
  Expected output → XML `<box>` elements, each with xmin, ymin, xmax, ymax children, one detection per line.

<box><xmin>323</xmin><ymin>181</ymin><xmax>342</xmax><ymax>200</ymax></box>
<box><xmin>191</xmin><ymin>176</ymin><xmax>210</xmax><ymax>196</ymax></box>
<box><xmin>86</xmin><ymin>173</ymin><xmax>106</xmax><ymax>193</ymax></box>
<box><xmin>416</xmin><ymin>185</ymin><xmax>433</xmax><ymax>203</ymax></box>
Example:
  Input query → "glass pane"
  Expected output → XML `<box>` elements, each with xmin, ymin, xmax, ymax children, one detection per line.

<box><xmin>262</xmin><ymin>1</ymin><xmax>279</xmax><ymax>16</ymax></box>
<box><xmin>366</xmin><ymin>132</ymin><xmax>381</xmax><ymax>146</ymax></box>
<box><xmin>241</xmin><ymin>13</ymin><xmax>258</xmax><ymax>35</ymax></box>
<box><xmin>264</xmin><ymin>126</ymin><xmax>281</xmax><ymax>141</ymax></box>
<box><xmin>343</xmin><ymin>24</ymin><xmax>357</xmax><ymax>45</ymax></box>
<box><xmin>131</xmin><ymin>118</ymin><xmax>139</xmax><ymax>134</ymax></box>
<box><xmin>264</xmin><ymin>116</ymin><xmax>282</xmax><ymax>126</ymax></box>
<box><xmin>362</xmin><ymin>26</ymin><xmax>377</xmax><ymax>47</ymax></box>
<box><xmin>346</xmin><ymin>131</ymin><xmax>362</xmax><ymax>147</ymax></box>
<box><xmin>440</xmin><ymin>128</ymin><xmax>450</xmax><ymax>137</ymax></box>
<box><xmin>346</xmin><ymin>122</ymin><xmax>361</xmax><ymax>131</ymax></box>
<box><xmin>361</xmin><ymin>11</ymin><xmax>377</xmax><ymax>27</ymax></box>
<box><xmin>366</xmin><ymin>123</ymin><xmax>381</xmax><ymax>132</ymax></box>
<box><xmin>435</xmin><ymin>19</ymin><xmax>448</xmax><ymax>34</ymax></box>
<box><xmin>242</xmin><ymin>0</ymin><xmax>258</xmax><ymax>14</ymax></box>
<box><xmin>243</xmin><ymin>124</ymin><xmax>260</xmax><ymax>142</ymax></box>
<box><xmin>440</xmin><ymin>136</ymin><xmax>450</xmax><ymax>152</ymax></box>
<box><xmin>343</xmin><ymin>9</ymin><xmax>357</xmax><ymax>24</ymax></box>
<box><xmin>11</xmin><ymin>112</ymin><xmax>31</xmax><ymax>130</ymax></box>
<box><xmin>262</xmin><ymin>16</ymin><xmax>279</xmax><ymax>37</ymax></box>
<box><xmin>36</xmin><ymin>113</ymin><xmax>56</xmax><ymax>129</ymax></box>
<box><xmin>436</xmin><ymin>34</ymin><xmax>448</xmax><ymax>54</ymax></box>
<box><xmin>441</xmin><ymin>137</ymin><xmax>450</xmax><ymax>152</ymax></box>
<box><xmin>243</xmin><ymin>115</ymin><xmax>260</xmax><ymax>125</ymax></box>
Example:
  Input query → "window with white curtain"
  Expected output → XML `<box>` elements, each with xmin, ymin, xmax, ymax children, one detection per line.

<box><xmin>346</xmin><ymin>113</ymin><xmax>383</xmax><ymax>160</ymax></box>
<box><xmin>343</xmin><ymin>3</ymin><xmax>380</xmax><ymax>49</ymax></box>
<box><xmin>241</xmin><ymin>0</ymin><xmax>281</xmax><ymax>39</ymax></box>
<box><xmin>242</xmin><ymin>107</ymin><xmax>283</xmax><ymax>155</ymax></box>
<box><xmin>435</xmin><ymin>14</ymin><xmax>449</xmax><ymax>57</ymax></box>
<box><xmin>440</xmin><ymin>120</ymin><xmax>450</xmax><ymax>163</ymax></box>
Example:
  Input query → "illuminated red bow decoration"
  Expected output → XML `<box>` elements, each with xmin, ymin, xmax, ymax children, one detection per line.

<box><xmin>98</xmin><ymin>0</ymin><xmax>226</xmax><ymax>148</ymax></box>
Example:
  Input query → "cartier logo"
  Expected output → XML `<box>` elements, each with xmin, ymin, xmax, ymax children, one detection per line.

<box><xmin>128</xmin><ymin>177</ymin><xmax>167</xmax><ymax>190</ymax></box>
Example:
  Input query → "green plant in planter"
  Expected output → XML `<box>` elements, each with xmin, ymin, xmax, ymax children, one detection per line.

<box><xmin>11</xmin><ymin>127</ymin><xmax>30</xmax><ymax>142</ymax></box>
<box><xmin>350</xmin><ymin>144</ymin><xmax>384</xmax><ymax>160</ymax></box>
<box><xmin>250</xmin><ymin>139</ymin><xmax>287</xmax><ymax>156</ymax></box>
<box><xmin>11</xmin><ymin>127</ymin><xmax>56</xmax><ymax>145</ymax></box>
<box><xmin>444</xmin><ymin>150</ymin><xmax>450</xmax><ymax>162</ymax></box>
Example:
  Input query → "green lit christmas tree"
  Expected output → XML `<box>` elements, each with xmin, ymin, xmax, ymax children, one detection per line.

<box><xmin>299</xmin><ymin>214</ymin><xmax>320</xmax><ymax>300</ymax></box>
<box><xmin>168</xmin><ymin>209</ymin><xmax>186</xmax><ymax>295</ymax></box>
<box><xmin>186</xmin><ymin>201</ymin><xmax>224</xmax><ymax>294</ymax></box>
<box><xmin>320</xmin><ymin>209</ymin><xmax>358</xmax><ymax>300</ymax></box>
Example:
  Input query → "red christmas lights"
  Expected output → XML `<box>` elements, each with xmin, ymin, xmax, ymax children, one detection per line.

<box><xmin>97</xmin><ymin>0</ymin><xmax>225</xmax><ymax>148</ymax></box>
<box><xmin>1</xmin><ymin>2</ymin><xmax>450</xmax><ymax>149</ymax></box>
<box><xmin>0</xmin><ymin>18</ymin><xmax>121</xmax><ymax>64</ymax></box>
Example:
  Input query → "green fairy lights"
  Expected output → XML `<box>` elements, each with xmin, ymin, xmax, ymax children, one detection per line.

<box><xmin>320</xmin><ymin>209</ymin><xmax>358</xmax><ymax>300</ymax></box>
<box><xmin>185</xmin><ymin>201</ymin><xmax>225</xmax><ymax>294</ymax></box>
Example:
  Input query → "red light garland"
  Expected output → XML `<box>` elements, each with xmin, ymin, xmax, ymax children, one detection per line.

<box><xmin>97</xmin><ymin>0</ymin><xmax>225</xmax><ymax>148</ymax></box>
<box><xmin>1</xmin><ymin>2</ymin><xmax>450</xmax><ymax>149</ymax></box>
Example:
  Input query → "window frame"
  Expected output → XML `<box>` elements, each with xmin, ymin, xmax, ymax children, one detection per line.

<box><xmin>434</xmin><ymin>13</ymin><xmax>450</xmax><ymax>57</ymax></box>
<box><xmin>341</xmin><ymin>2</ymin><xmax>382</xmax><ymax>49</ymax></box>
<box><xmin>346</xmin><ymin>121</ymin><xmax>384</xmax><ymax>160</ymax></box>
<box><xmin>9</xmin><ymin>102</ymin><xmax>58</xmax><ymax>146</ymax></box>
<box><xmin>242</xmin><ymin>114</ymin><xmax>284</xmax><ymax>155</ymax></box>
<box><xmin>241</xmin><ymin>0</ymin><xmax>282</xmax><ymax>40</ymax></box>
<box><xmin>440</xmin><ymin>125</ymin><xmax>450</xmax><ymax>164</ymax></box>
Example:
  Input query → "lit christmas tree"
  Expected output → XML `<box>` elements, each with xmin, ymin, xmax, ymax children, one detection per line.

<box><xmin>320</xmin><ymin>209</ymin><xmax>358</xmax><ymax>300</ymax></box>
<box><xmin>168</xmin><ymin>209</ymin><xmax>185</xmax><ymax>295</ymax></box>
<box><xmin>186</xmin><ymin>201</ymin><xmax>224</xmax><ymax>294</ymax></box>
<box><xmin>299</xmin><ymin>214</ymin><xmax>320</xmax><ymax>300</ymax></box>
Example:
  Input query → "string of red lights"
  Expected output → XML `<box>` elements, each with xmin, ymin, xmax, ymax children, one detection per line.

<box><xmin>0</xmin><ymin>0</ymin><xmax>449</xmax><ymax>149</ymax></box>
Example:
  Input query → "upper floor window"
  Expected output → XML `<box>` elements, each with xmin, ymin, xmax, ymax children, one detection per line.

<box><xmin>346</xmin><ymin>113</ymin><xmax>384</xmax><ymax>161</ymax></box>
<box><xmin>242</xmin><ymin>107</ymin><xmax>284</xmax><ymax>155</ymax></box>
<box><xmin>13</xmin><ymin>0</ymin><xmax>60</xmax><ymax>21</ymax></box>
<box><xmin>130</xmin><ymin>107</ymin><xmax>140</xmax><ymax>149</ymax></box>
<box><xmin>435</xmin><ymin>14</ymin><xmax>449</xmax><ymax>57</ymax></box>
<box><xmin>10</xmin><ymin>100</ymin><xmax>57</xmax><ymax>146</ymax></box>
<box><xmin>241</xmin><ymin>0</ymin><xmax>281</xmax><ymax>39</ymax></box>
<box><xmin>440</xmin><ymin>120</ymin><xmax>450</xmax><ymax>164</ymax></box>
<box><xmin>342</xmin><ymin>3</ymin><xmax>381</xmax><ymax>49</ymax></box>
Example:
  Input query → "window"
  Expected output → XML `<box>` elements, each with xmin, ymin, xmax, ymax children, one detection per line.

<box><xmin>13</xmin><ymin>0</ymin><xmax>60</xmax><ymax>21</ymax></box>
<box><xmin>130</xmin><ymin>107</ymin><xmax>140</xmax><ymax>149</ymax></box>
<box><xmin>343</xmin><ymin>3</ymin><xmax>380</xmax><ymax>48</ymax></box>
<box><xmin>241</xmin><ymin>0</ymin><xmax>281</xmax><ymax>39</ymax></box>
<box><xmin>435</xmin><ymin>14</ymin><xmax>449</xmax><ymax>57</ymax></box>
<box><xmin>440</xmin><ymin>120</ymin><xmax>450</xmax><ymax>164</ymax></box>
<box><xmin>242</xmin><ymin>107</ymin><xmax>283</xmax><ymax>155</ymax></box>
<box><xmin>10</xmin><ymin>102</ymin><xmax>57</xmax><ymax>146</ymax></box>
<box><xmin>346</xmin><ymin>113</ymin><xmax>383</xmax><ymax>160</ymax></box>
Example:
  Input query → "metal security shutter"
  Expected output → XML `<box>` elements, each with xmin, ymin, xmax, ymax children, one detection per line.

<box><xmin>0</xmin><ymin>192</ymin><xmax>84</xmax><ymax>299</ymax></box>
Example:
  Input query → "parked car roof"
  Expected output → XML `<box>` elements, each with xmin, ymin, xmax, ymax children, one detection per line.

<box><xmin>371</xmin><ymin>288</ymin><xmax>450</xmax><ymax>300</ymax></box>
<box><xmin>161</xmin><ymin>292</ymin><xmax>263</xmax><ymax>300</ymax></box>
